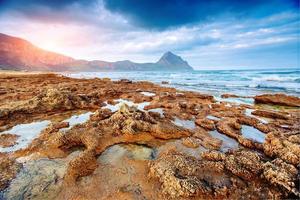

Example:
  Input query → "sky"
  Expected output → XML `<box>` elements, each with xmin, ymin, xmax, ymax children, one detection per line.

<box><xmin>0</xmin><ymin>0</ymin><xmax>299</xmax><ymax>70</ymax></box>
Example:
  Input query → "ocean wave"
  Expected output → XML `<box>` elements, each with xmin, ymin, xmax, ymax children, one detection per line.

<box><xmin>169</xmin><ymin>74</ymin><xmax>182</xmax><ymax>78</ymax></box>
<box><xmin>172</xmin><ymin>82</ymin><xmax>210</xmax><ymax>87</ymax></box>
<box><xmin>66</xmin><ymin>71</ymin><xmax>300</xmax><ymax>97</ymax></box>
<box><xmin>225</xmin><ymin>84</ymin><xmax>247</xmax><ymax>87</ymax></box>
<box><xmin>248</xmin><ymin>84</ymin><xmax>258</xmax><ymax>88</ymax></box>
<box><xmin>260</xmin><ymin>70</ymin><xmax>300</xmax><ymax>75</ymax></box>
<box><xmin>255</xmin><ymin>84</ymin><xmax>288</xmax><ymax>91</ymax></box>
<box><xmin>252</xmin><ymin>75</ymin><xmax>298</xmax><ymax>82</ymax></box>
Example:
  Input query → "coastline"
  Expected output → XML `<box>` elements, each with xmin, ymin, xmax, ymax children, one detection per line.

<box><xmin>0</xmin><ymin>72</ymin><xmax>299</xmax><ymax>199</ymax></box>
<box><xmin>62</xmin><ymin>69</ymin><xmax>300</xmax><ymax>98</ymax></box>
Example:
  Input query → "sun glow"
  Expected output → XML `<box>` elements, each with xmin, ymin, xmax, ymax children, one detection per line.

<box><xmin>37</xmin><ymin>40</ymin><xmax>60</xmax><ymax>52</ymax></box>
<box><xmin>7</xmin><ymin>22</ymin><xmax>90</xmax><ymax>57</ymax></box>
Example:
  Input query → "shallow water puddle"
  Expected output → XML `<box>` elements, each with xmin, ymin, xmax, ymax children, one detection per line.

<box><xmin>206</xmin><ymin>115</ymin><xmax>220</xmax><ymax>121</ymax></box>
<box><xmin>140</xmin><ymin>91</ymin><xmax>156</xmax><ymax>97</ymax></box>
<box><xmin>245</xmin><ymin>109</ymin><xmax>268</xmax><ymax>124</ymax></box>
<box><xmin>61</xmin><ymin>112</ymin><xmax>93</xmax><ymax>131</ymax></box>
<box><xmin>172</xmin><ymin>117</ymin><xmax>195</xmax><ymax>129</ymax></box>
<box><xmin>158</xmin><ymin>140</ymin><xmax>207</xmax><ymax>158</ymax></box>
<box><xmin>3</xmin><ymin>151</ymin><xmax>81</xmax><ymax>200</ymax></box>
<box><xmin>103</xmin><ymin>99</ymin><xmax>150</xmax><ymax>112</ymax></box>
<box><xmin>209</xmin><ymin>130</ymin><xmax>239</xmax><ymax>152</ymax></box>
<box><xmin>215</xmin><ymin>96</ymin><xmax>254</xmax><ymax>105</ymax></box>
<box><xmin>0</xmin><ymin>120</ymin><xmax>51</xmax><ymax>152</ymax></box>
<box><xmin>98</xmin><ymin>144</ymin><xmax>155</xmax><ymax>165</ymax></box>
<box><xmin>148</xmin><ymin>108</ymin><xmax>164</xmax><ymax>117</ymax></box>
<box><xmin>280</xmin><ymin>125</ymin><xmax>290</xmax><ymax>128</ymax></box>
<box><xmin>241</xmin><ymin>125</ymin><xmax>265</xmax><ymax>143</ymax></box>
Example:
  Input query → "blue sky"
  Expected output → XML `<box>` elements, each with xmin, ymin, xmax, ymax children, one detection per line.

<box><xmin>0</xmin><ymin>0</ymin><xmax>299</xmax><ymax>69</ymax></box>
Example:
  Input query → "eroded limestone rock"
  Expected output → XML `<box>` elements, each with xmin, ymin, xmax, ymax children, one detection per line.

<box><xmin>0</xmin><ymin>155</ymin><xmax>21</xmax><ymax>190</ymax></box>
<box><xmin>254</xmin><ymin>94</ymin><xmax>300</xmax><ymax>107</ymax></box>
<box><xmin>149</xmin><ymin>149</ymin><xmax>284</xmax><ymax>199</ymax></box>
<box><xmin>263</xmin><ymin>131</ymin><xmax>300</xmax><ymax>166</ymax></box>
<box><xmin>0</xmin><ymin>133</ymin><xmax>19</xmax><ymax>148</ymax></box>
<box><xmin>263</xmin><ymin>158</ymin><xmax>299</xmax><ymax>197</ymax></box>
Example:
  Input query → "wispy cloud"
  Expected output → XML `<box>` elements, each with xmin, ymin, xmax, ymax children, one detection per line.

<box><xmin>0</xmin><ymin>0</ymin><xmax>298</xmax><ymax>69</ymax></box>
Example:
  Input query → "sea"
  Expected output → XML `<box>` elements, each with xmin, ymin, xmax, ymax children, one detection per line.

<box><xmin>63</xmin><ymin>68</ymin><xmax>300</xmax><ymax>98</ymax></box>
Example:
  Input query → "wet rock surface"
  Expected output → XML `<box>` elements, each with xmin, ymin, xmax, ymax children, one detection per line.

<box><xmin>263</xmin><ymin>131</ymin><xmax>300</xmax><ymax>166</ymax></box>
<box><xmin>149</xmin><ymin>148</ymin><xmax>286</xmax><ymax>199</ymax></box>
<box><xmin>254</xmin><ymin>93</ymin><xmax>300</xmax><ymax>107</ymax></box>
<box><xmin>0</xmin><ymin>155</ymin><xmax>21</xmax><ymax>191</ymax></box>
<box><xmin>0</xmin><ymin>134</ymin><xmax>19</xmax><ymax>148</ymax></box>
<box><xmin>0</xmin><ymin>73</ymin><xmax>299</xmax><ymax>199</ymax></box>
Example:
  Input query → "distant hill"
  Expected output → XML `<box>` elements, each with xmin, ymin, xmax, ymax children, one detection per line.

<box><xmin>0</xmin><ymin>33</ymin><xmax>193</xmax><ymax>71</ymax></box>
<box><xmin>0</xmin><ymin>33</ymin><xmax>74</xmax><ymax>71</ymax></box>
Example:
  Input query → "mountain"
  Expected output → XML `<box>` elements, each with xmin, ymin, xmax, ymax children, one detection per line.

<box><xmin>0</xmin><ymin>33</ymin><xmax>194</xmax><ymax>71</ymax></box>
<box><xmin>157</xmin><ymin>51</ymin><xmax>191</xmax><ymax>70</ymax></box>
<box><xmin>0</xmin><ymin>33</ymin><xmax>74</xmax><ymax>71</ymax></box>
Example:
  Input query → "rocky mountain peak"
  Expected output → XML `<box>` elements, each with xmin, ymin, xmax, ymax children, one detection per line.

<box><xmin>157</xmin><ymin>51</ymin><xmax>193</xmax><ymax>70</ymax></box>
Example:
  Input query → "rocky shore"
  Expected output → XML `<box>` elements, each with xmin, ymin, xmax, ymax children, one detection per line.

<box><xmin>0</xmin><ymin>73</ymin><xmax>299</xmax><ymax>200</ymax></box>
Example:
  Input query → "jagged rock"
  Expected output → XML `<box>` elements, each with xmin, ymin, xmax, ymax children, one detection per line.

<box><xmin>216</xmin><ymin>118</ymin><xmax>241</xmax><ymax>138</ymax></box>
<box><xmin>263</xmin><ymin>158</ymin><xmax>299</xmax><ymax>197</ymax></box>
<box><xmin>202</xmin><ymin>150</ymin><xmax>263</xmax><ymax>181</ymax></box>
<box><xmin>263</xmin><ymin>131</ymin><xmax>300</xmax><ymax>166</ymax></box>
<box><xmin>195</xmin><ymin>118</ymin><xmax>215</xmax><ymax>130</ymax></box>
<box><xmin>182</xmin><ymin>137</ymin><xmax>201</xmax><ymax>148</ymax></box>
<box><xmin>24</xmin><ymin>104</ymin><xmax>192</xmax><ymax>185</ymax></box>
<box><xmin>149</xmin><ymin>149</ymin><xmax>212</xmax><ymax>198</ymax></box>
<box><xmin>201</xmin><ymin>150</ymin><xmax>226</xmax><ymax>161</ymax></box>
<box><xmin>216</xmin><ymin>118</ymin><xmax>264</xmax><ymax>150</ymax></box>
<box><xmin>90</xmin><ymin>108</ymin><xmax>113</xmax><ymax>121</ymax></box>
<box><xmin>64</xmin><ymin>150</ymin><xmax>98</xmax><ymax>184</ymax></box>
<box><xmin>0</xmin><ymin>88</ymin><xmax>98</xmax><ymax>120</ymax></box>
<box><xmin>150</xmin><ymin>149</ymin><xmax>284</xmax><ymax>199</ymax></box>
<box><xmin>224</xmin><ymin>150</ymin><xmax>263</xmax><ymax>181</ymax></box>
<box><xmin>0</xmin><ymin>156</ymin><xmax>21</xmax><ymax>190</ymax></box>
<box><xmin>0</xmin><ymin>133</ymin><xmax>19</xmax><ymax>148</ymax></box>
<box><xmin>252</xmin><ymin>110</ymin><xmax>289</xmax><ymax>120</ymax></box>
<box><xmin>221</xmin><ymin>94</ymin><xmax>242</xmax><ymax>98</ymax></box>
<box><xmin>119</xmin><ymin>79</ymin><xmax>132</xmax><ymax>84</ymax></box>
<box><xmin>1</xmin><ymin>73</ymin><xmax>299</xmax><ymax>199</ymax></box>
<box><xmin>3</xmin><ymin>151</ymin><xmax>80</xmax><ymax>200</ymax></box>
<box><xmin>254</xmin><ymin>94</ymin><xmax>300</xmax><ymax>107</ymax></box>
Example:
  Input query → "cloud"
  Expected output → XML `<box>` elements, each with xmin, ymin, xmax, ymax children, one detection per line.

<box><xmin>103</xmin><ymin>0</ymin><xmax>298</xmax><ymax>29</ymax></box>
<box><xmin>0</xmin><ymin>0</ymin><xmax>298</xmax><ymax>29</ymax></box>
<box><xmin>0</xmin><ymin>0</ymin><xmax>91</xmax><ymax>11</ymax></box>
<box><xmin>0</xmin><ymin>0</ymin><xmax>298</xmax><ymax>69</ymax></box>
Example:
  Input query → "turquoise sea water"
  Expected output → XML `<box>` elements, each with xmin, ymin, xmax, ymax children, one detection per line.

<box><xmin>63</xmin><ymin>68</ymin><xmax>300</xmax><ymax>97</ymax></box>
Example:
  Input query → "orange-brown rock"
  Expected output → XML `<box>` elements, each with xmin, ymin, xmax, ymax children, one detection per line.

<box><xmin>221</xmin><ymin>93</ymin><xmax>251</xmax><ymax>98</ymax></box>
<box><xmin>0</xmin><ymin>133</ymin><xmax>19</xmax><ymax>148</ymax></box>
<box><xmin>193</xmin><ymin>128</ymin><xmax>222</xmax><ymax>150</ymax></box>
<box><xmin>23</xmin><ymin>104</ymin><xmax>192</xmax><ymax>185</ymax></box>
<box><xmin>223</xmin><ymin>150</ymin><xmax>263</xmax><ymax>181</ymax></box>
<box><xmin>263</xmin><ymin>158</ymin><xmax>299</xmax><ymax>197</ymax></box>
<box><xmin>0</xmin><ymin>88</ymin><xmax>99</xmax><ymax>120</ymax></box>
<box><xmin>181</xmin><ymin>137</ymin><xmax>201</xmax><ymax>148</ymax></box>
<box><xmin>195</xmin><ymin>118</ymin><xmax>215</xmax><ymax>130</ymax></box>
<box><xmin>254</xmin><ymin>94</ymin><xmax>300</xmax><ymax>107</ymax></box>
<box><xmin>0</xmin><ymin>156</ymin><xmax>21</xmax><ymax>190</ymax></box>
<box><xmin>216</xmin><ymin>118</ymin><xmax>241</xmax><ymax>138</ymax></box>
<box><xmin>252</xmin><ymin>109</ymin><xmax>289</xmax><ymax>120</ymax></box>
<box><xmin>263</xmin><ymin>131</ymin><xmax>300</xmax><ymax>166</ymax></box>
<box><xmin>216</xmin><ymin>118</ymin><xmax>264</xmax><ymax>150</ymax></box>
<box><xmin>0</xmin><ymin>73</ymin><xmax>299</xmax><ymax>199</ymax></box>
<box><xmin>149</xmin><ymin>149</ymin><xmax>284</xmax><ymax>199</ymax></box>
